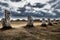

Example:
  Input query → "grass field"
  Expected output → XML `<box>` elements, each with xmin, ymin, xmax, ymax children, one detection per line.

<box><xmin>0</xmin><ymin>21</ymin><xmax>60</xmax><ymax>40</ymax></box>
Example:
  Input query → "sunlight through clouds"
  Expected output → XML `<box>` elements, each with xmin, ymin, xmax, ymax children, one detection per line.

<box><xmin>0</xmin><ymin>0</ymin><xmax>49</xmax><ymax>12</ymax></box>
<box><xmin>0</xmin><ymin>0</ymin><xmax>60</xmax><ymax>18</ymax></box>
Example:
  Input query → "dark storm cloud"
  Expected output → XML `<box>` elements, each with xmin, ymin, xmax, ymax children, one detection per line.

<box><xmin>0</xmin><ymin>7</ymin><xmax>2</xmax><ymax>11</ymax></box>
<box><xmin>48</xmin><ymin>0</ymin><xmax>57</xmax><ymax>4</ymax></box>
<box><xmin>0</xmin><ymin>0</ymin><xmax>60</xmax><ymax>18</ymax></box>
<box><xmin>0</xmin><ymin>2</ymin><xmax>9</xmax><ymax>7</ymax></box>
<box><xmin>54</xmin><ymin>1</ymin><xmax>60</xmax><ymax>9</ymax></box>
<box><xmin>10</xmin><ymin>0</ymin><xmax>21</xmax><ymax>2</ymax></box>
<box><xmin>0</xmin><ymin>12</ymin><xmax>4</xmax><ymax>17</ymax></box>
<box><xmin>17</xmin><ymin>7</ymin><xmax>26</xmax><ymax>12</ymax></box>
<box><xmin>49</xmin><ymin>0</ymin><xmax>60</xmax><ymax>9</ymax></box>
<box><xmin>26</xmin><ymin>3</ymin><xmax>46</xmax><ymax>8</ymax></box>
<box><xmin>10</xmin><ymin>10</ymin><xmax>58</xmax><ymax>18</ymax></box>
<box><xmin>32</xmin><ymin>3</ymin><xmax>46</xmax><ymax>8</ymax></box>
<box><xmin>53</xmin><ymin>10</ymin><xmax>60</xmax><ymax>18</ymax></box>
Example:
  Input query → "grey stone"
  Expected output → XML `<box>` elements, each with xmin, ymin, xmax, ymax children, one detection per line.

<box><xmin>48</xmin><ymin>18</ymin><xmax>53</xmax><ymax>26</ymax></box>
<box><xmin>53</xmin><ymin>19</ymin><xmax>58</xmax><ymax>24</ymax></box>
<box><xmin>1</xmin><ymin>9</ymin><xmax>12</xmax><ymax>30</ymax></box>
<box><xmin>41</xmin><ymin>18</ymin><xmax>47</xmax><ymax>27</ymax></box>
<box><xmin>25</xmin><ymin>16</ymin><xmax>34</xmax><ymax>28</ymax></box>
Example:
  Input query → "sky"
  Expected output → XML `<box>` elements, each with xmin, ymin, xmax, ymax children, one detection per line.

<box><xmin>0</xmin><ymin>0</ymin><xmax>60</xmax><ymax>19</ymax></box>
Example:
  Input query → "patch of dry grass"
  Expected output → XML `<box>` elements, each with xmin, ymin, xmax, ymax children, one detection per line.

<box><xmin>0</xmin><ymin>21</ymin><xmax>60</xmax><ymax>40</ymax></box>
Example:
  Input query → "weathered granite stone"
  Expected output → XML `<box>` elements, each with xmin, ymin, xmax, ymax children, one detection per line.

<box><xmin>25</xmin><ymin>16</ymin><xmax>34</xmax><ymax>28</ymax></box>
<box><xmin>53</xmin><ymin>19</ymin><xmax>58</xmax><ymax>24</ymax></box>
<box><xmin>1</xmin><ymin>9</ymin><xmax>12</xmax><ymax>30</ymax></box>
<box><xmin>41</xmin><ymin>18</ymin><xmax>47</xmax><ymax>27</ymax></box>
<box><xmin>48</xmin><ymin>18</ymin><xmax>53</xmax><ymax>26</ymax></box>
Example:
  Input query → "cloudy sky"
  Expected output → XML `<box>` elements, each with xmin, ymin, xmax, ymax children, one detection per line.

<box><xmin>0</xmin><ymin>0</ymin><xmax>60</xmax><ymax>19</ymax></box>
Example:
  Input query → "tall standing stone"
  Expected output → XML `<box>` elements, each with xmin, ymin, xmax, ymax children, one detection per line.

<box><xmin>41</xmin><ymin>18</ymin><xmax>47</xmax><ymax>27</ymax></box>
<box><xmin>1</xmin><ymin>9</ymin><xmax>12</xmax><ymax>29</ymax></box>
<box><xmin>26</xmin><ymin>16</ymin><xmax>34</xmax><ymax>28</ymax></box>
<box><xmin>48</xmin><ymin>18</ymin><xmax>53</xmax><ymax>26</ymax></box>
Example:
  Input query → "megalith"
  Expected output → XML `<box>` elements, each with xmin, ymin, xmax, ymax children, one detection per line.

<box><xmin>41</xmin><ymin>18</ymin><xmax>47</xmax><ymax>27</ymax></box>
<box><xmin>1</xmin><ymin>9</ymin><xmax>12</xmax><ymax>30</ymax></box>
<box><xmin>26</xmin><ymin>16</ymin><xmax>34</xmax><ymax>28</ymax></box>
<box><xmin>48</xmin><ymin>18</ymin><xmax>53</xmax><ymax>26</ymax></box>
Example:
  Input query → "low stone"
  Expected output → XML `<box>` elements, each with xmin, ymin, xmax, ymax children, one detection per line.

<box><xmin>41</xmin><ymin>18</ymin><xmax>47</xmax><ymax>27</ymax></box>
<box><xmin>48</xmin><ymin>18</ymin><xmax>53</xmax><ymax>26</ymax></box>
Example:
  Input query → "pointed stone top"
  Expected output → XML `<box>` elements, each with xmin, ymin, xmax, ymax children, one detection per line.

<box><xmin>54</xmin><ymin>18</ymin><xmax>56</xmax><ymax>21</ymax></box>
<box><xmin>5</xmin><ymin>9</ymin><xmax>10</xmax><ymax>14</ymax></box>
<box><xmin>28</xmin><ymin>15</ymin><xmax>33</xmax><ymax>19</ymax></box>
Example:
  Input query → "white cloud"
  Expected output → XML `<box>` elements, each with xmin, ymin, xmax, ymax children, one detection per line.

<box><xmin>0</xmin><ymin>0</ymin><xmax>59</xmax><ymax>16</ymax></box>
<box><xmin>8</xmin><ymin>1</ymin><xmax>27</xmax><ymax>8</ymax></box>
<box><xmin>25</xmin><ymin>6</ymin><xmax>31</xmax><ymax>9</ymax></box>
<box><xmin>55</xmin><ymin>9</ymin><xmax>60</xmax><ymax>13</ymax></box>
<box><xmin>26</xmin><ymin>0</ymin><xmax>49</xmax><ymax>4</ymax></box>
<box><xmin>43</xmin><ymin>4</ymin><xmax>51</xmax><ymax>10</ymax></box>
<box><xmin>0</xmin><ymin>0</ymin><xmax>49</xmax><ymax>9</ymax></box>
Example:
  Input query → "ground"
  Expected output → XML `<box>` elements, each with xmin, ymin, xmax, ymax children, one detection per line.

<box><xmin>0</xmin><ymin>21</ymin><xmax>60</xmax><ymax>40</ymax></box>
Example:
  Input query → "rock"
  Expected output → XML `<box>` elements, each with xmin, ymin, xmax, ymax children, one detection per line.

<box><xmin>48</xmin><ymin>18</ymin><xmax>53</xmax><ymax>26</ymax></box>
<box><xmin>25</xmin><ymin>16</ymin><xmax>34</xmax><ymax>28</ymax></box>
<box><xmin>1</xmin><ymin>9</ymin><xmax>12</xmax><ymax>30</ymax></box>
<box><xmin>41</xmin><ymin>18</ymin><xmax>47</xmax><ymax>27</ymax></box>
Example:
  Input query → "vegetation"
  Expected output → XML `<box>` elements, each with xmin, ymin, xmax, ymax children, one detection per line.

<box><xmin>0</xmin><ymin>21</ymin><xmax>60</xmax><ymax>40</ymax></box>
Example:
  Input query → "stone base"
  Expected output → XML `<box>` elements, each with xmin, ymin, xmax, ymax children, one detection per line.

<box><xmin>24</xmin><ymin>24</ymin><xmax>34</xmax><ymax>28</ymax></box>
<box><xmin>48</xmin><ymin>23</ymin><xmax>53</xmax><ymax>26</ymax></box>
<box><xmin>1</xmin><ymin>26</ymin><xmax>12</xmax><ymax>30</ymax></box>
<box><xmin>58</xmin><ymin>22</ymin><xmax>60</xmax><ymax>23</ymax></box>
<box><xmin>41</xmin><ymin>24</ymin><xmax>47</xmax><ymax>27</ymax></box>
<box><xmin>53</xmin><ymin>22</ymin><xmax>58</xmax><ymax>24</ymax></box>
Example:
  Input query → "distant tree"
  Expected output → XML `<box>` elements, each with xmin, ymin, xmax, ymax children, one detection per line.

<box><xmin>16</xmin><ymin>19</ymin><xmax>20</xmax><ymax>21</ymax></box>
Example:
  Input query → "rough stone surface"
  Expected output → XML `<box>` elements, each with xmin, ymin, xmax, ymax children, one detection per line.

<box><xmin>48</xmin><ymin>18</ymin><xmax>53</xmax><ymax>26</ymax></box>
<box><xmin>25</xmin><ymin>16</ymin><xmax>34</xmax><ymax>28</ymax></box>
<box><xmin>1</xmin><ymin>10</ymin><xmax>12</xmax><ymax>30</ymax></box>
<box><xmin>41</xmin><ymin>18</ymin><xmax>47</xmax><ymax>27</ymax></box>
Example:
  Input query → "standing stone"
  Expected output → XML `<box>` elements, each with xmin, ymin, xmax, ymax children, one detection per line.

<box><xmin>48</xmin><ymin>18</ymin><xmax>53</xmax><ymax>26</ymax></box>
<box><xmin>58</xmin><ymin>20</ymin><xmax>60</xmax><ymax>23</ymax></box>
<box><xmin>26</xmin><ymin>16</ymin><xmax>34</xmax><ymax>28</ymax></box>
<box><xmin>1</xmin><ymin>9</ymin><xmax>12</xmax><ymax>29</ymax></box>
<box><xmin>53</xmin><ymin>19</ymin><xmax>57</xmax><ymax>24</ymax></box>
<box><xmin>41</xmin><ymin>18</ymin><xmax>47</xmax><ymax>27</ymax></box>
<box><xmin>1</xmin><ymin>18</ymin><xmax>6</xmax><ymax>27</ymax></box>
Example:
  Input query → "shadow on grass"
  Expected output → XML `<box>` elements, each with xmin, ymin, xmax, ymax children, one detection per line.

<box><xmin>24</xmin><ymin>25</ymin><xmax>35</xmax><ymax>29</ymax></box>
<box><xmin>51</xmin><ymin>28</ymin><xmax>60</xmax><ymax>32</ymax></box>
<box><xmin>0</xmin><ymin>26</ymin><xmax>15</xmax><ymax>31</ymax></box>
